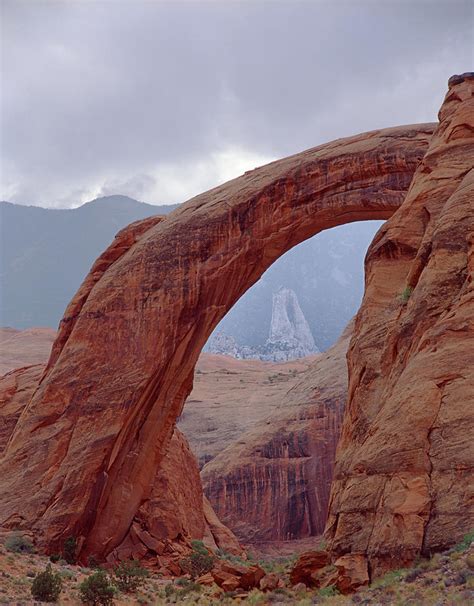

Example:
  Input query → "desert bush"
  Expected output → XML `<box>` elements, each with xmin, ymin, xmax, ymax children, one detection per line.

<box><xmin>31</xmin><ymin>563</ymin><xmax>62</xmax><ymax>602</ymax></box>
<box><xmin>371</xmin><ymin>568</ymin><xmax>407</xmax><ymax>588</ymax></box>
<box><xmin>216</xmin><ymin>548</ymin><xmax>250</xmax><ymax>568</ymax></box>
<box><xmin>49</xmin><ymin>553</ymin><xmax>61</xmax><ymax>563</ymax></box>
<box><xmin>79</xmin><ymin>569</ymin><xmax>116</xmax><ymax>606</ymax></box>
<box><xmin>454</xmin><ymin>530</ymin><xmax>474</xmax><ymax>552</ymax></box>
<box><xmin>404</xmin><ymin>568</ymin><xmax>423</xmax><ymax>583</ymax></box>
<box><xmin>400</xmin><ymin>286</ymin><xmax>413</xmax><ymax>303</ymax></box>
<box><xmin>63</xmin><ymin>536</ymin><xmax>77</xmax><ymax>564</ymax></box>
<box><xmin>59</xmin><ymin>568</ymin><xmax>76</xmax><ymax>581</ymax></box>
<box><xmin>164</xmin><ymin>579</ymin><xmax>202</xmax><ymax>601</ymax></box>
<box><xmin>5</xmin><ymin>532</ymin><xmax>34</xmax><ymax>553</ymax></box>
<box><xmin>87</xmin><ymin>555</ymin><xmax>100</xmax><ymax>569</ymax></box>
<box><xmin>317</xmin><ymin>584</ymin><xmax>339</xmax><ymax>597</ymax></box>
<box><xmin>179</xmin><ymin>540</ymin><xmax>214</xmax><ymax>580</ymax></box>
<box><xmin>113</xmin><ymin>558</ymin><xmax>148</xmax><ymax>592</ymax></box>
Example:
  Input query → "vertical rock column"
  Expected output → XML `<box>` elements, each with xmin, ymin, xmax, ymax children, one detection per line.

<box><xmin>326</xmin><ymin>73</ymin><xmax>474</xmax><ymax>580</ymax></box>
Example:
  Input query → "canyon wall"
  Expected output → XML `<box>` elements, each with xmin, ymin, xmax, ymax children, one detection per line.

<box><xmin>202</xmin><ymin>324</ymin><xmax>350</xmax><ymax>544</ymax></box>
<box><xmin>325</xmin><ymin>73</ymin><xmax>474</xmax><ymax>580</ymax></box>
<box><xmin>0</xmin><ymin>122</ymin><xmax>433</xmax><ymax>561</ymax></box>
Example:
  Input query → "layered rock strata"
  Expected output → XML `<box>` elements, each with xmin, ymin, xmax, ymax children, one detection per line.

<box><xmin>325</xmin><ymin>73</ymin><xmax>474</xmax><ymax>580</ymax></box>
<box><xmin>202</xmin><ymin>323</ymin><xmax>351</xmax><ymax>543</ymax></box>
<box><xmin>0</xmin><ymin>122</ymin><xmax>434</xmax><ymax>561</ymax></box>
<box><xmin>180</xmin><ymin>353</ymin><xmax>317</xmax><ymax>467</ymax></box>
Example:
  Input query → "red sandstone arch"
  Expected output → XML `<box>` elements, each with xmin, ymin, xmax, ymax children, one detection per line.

<box><xmin>0</xmin><ymin>123</ymin><xmax>435</xmax><ymax>559</ymax></box>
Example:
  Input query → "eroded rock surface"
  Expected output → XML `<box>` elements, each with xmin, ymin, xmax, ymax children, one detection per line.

<box><xmin>325</xmin><ymin>73</ymin><xmax>474</xmax><ymax>581</ymax></box>
<box><xmin>180</xmin><ymin>353</ymin><xmax>317</xmax><ymax>467</ymax></box>
<box><xmin>202</xmin><ymin>323</ymin><xmax>351</xmax><ymax>544</ymax></box>
<box><xmin>0</xmin><ymin>121</ymin><xmax>434</xmax><ymax>560</ymax></box>
<box><xmin>0</xmin><ymin>365</ymin><xmax>242</xmax><ymax>568</ymax></box>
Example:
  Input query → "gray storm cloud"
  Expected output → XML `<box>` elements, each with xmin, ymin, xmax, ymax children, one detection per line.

<box><xmin>0</xmin><ymin>0</ymin><xmax>472</xmax><ymax>207</ymax></box>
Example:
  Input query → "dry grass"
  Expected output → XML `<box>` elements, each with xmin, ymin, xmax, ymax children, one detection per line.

<box><xmin>0</xmin><ymin>533</ymin><xmax>472</xmax><ymax>605</ymax></box>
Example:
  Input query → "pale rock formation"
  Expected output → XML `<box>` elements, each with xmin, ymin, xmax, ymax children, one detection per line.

<box><xmin>207</xmin><ymin>287</ymin><xmax>319</xmax><ymax>361</ymax></box>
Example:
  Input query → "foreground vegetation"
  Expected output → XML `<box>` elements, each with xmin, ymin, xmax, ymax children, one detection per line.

<box><xmin>0</xmin><ymin>532</ymin><xmax>472</xmax><ymax>605</ymax></box>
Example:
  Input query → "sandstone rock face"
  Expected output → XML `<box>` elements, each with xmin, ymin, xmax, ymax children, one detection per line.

<box><xmin>106</xmin><ymin>427</ymin><xmax>242</xmax><ymax>569</ymax></box>
<box><xmin>202</xmin><ymin>324</ymin><xmax>351</xmax><ymax>544</ymax></box>
<box><xmin>180</xmin><ymin>353</ymin><xmax>317</xmax><ymax>467</ymax></box>
<box><xmin>325</xmin><ymin>73</ymin><xmax>474</xmax><ymax>580</ymax></box>
<box><xmin>0</xmin><ymin>122</ymin><xmax>433</xmax><ymax>561</ymax></box>
<box><xmin>211</xmin><ymin>560</ymin><xmax>266</xmax><ymax>591</ymax></box>
<box><xmin>207</xmin><ymin>287</ymin><xmax>319</xmax><ymax>361</ymax></box>
<box><xmin>0</xmin><ymin>364</ymin><xmax>242</xmax><ymax>566</ymax></box>
<box><xmin>289</xmin><ymin>550</ymin><xmax>330</xmax><ymax>586</ymax></box>
<box><xmin>0</xmin><ymin>364</ymin><xmax>44</xmax><ymax>454</ymax></box>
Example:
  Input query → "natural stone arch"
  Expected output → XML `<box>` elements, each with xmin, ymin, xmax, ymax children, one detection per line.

<box><xmin>0</xmin><ymin>123</ymin><xmax>434</xmax><ymax>560</ymax></box>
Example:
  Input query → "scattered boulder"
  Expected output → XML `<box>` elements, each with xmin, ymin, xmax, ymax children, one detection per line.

<box><xmin>289</xmin><ymin>550</ymin><xmax>330</xmax><ymax>586</ymax></box>
<box><xmin>195</xmin><ymin>572</ymin><xmax>215</xmax><ymax>586</ymax></box>
<box><xmin>259</xmin><ymin>572</ymin><xmax>281</xmax><ymax>591</ymax></box>
<box><xmin>334</xmin><ymin>554</ymin><xmax>369</xmax><ymax>594</ymax></box>
<box><xmin>211</xmin><ymin>561</ymin><xmax>265</xmax><ymax>591</ymax></box>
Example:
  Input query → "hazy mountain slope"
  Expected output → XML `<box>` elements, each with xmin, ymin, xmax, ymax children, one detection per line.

<box><xmin>0</xmin><ymin>196</ymin><xmax>177</xmax><ymax>328</ymax></box>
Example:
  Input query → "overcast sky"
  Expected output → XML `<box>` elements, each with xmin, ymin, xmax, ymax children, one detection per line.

<box><xmin>1</xmin><ymin>0</ymin><xmax>472</xmax><ymax>208</ymax></box>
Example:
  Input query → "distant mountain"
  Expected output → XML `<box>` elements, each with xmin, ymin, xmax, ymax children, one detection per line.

<box><xmin>0</xmin><ymin>196</ymin><xmax>178</xmax><ymax>329</ymax></box>
<box><xmin>1</xmin><ymin>195</ymin><xmax>382</xmax><ymax>350</ymax></box>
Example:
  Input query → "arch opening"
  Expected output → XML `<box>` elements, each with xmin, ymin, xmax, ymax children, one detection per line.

<box><xmin>180</xmin><ymin>220</ymin><xmax>382</xmax><ymax>552</ymax></box>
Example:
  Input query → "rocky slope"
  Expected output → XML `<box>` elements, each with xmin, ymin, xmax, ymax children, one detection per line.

<box><xmin>202</xmin><ymin>324</ymin><xmax>350</xmax><ymax>545</ymax></box>
<box><xmin>0</xmin><ymin>121</ymin><xmax>433</xmax><ymax>563</ymax></box>
<box><xmin>207</xmin><ymin>287</ymin><xmax>320</xmax><ymax>361</ymax></box>
<box><xmin>324</xmin><ymin>72</ymin><xmax>474</xmax><ymax>583</ymax></box>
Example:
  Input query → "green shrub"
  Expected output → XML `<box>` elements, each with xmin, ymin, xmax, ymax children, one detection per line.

<box><xmin>317</xmin><ymin>584</ymin><xmax>339</xmax><ymax>597</ymax></box>
<box><xmin>79</xmin><ymin>570</ymin><xmax>116</xmax><ymax>606</ymax></box>
<box><xmin>179</xmin><ymin>540</ymin><xmax>214</xmax><ymax>580</ymax></box>
<box><xmin>400</xmin><ymin>286</ymin><xmax>413</xmax><ymax>303</ymax></box>
<box><xmin>5</xmin><ymin>532</ymin><xmax>34</xmax><ymax>554</ymax></box>
<box><xmin>49</xmin><ymin>553</ymin><xmax>61</xmax><ymax>563</ymax></box>
<box><xmin>113</xmin><ymin>559</ymin><xmax>148</xmax><ymax>592</ymax></box>
<box><xmin>371</xmin><ymin>568</ymin><xmax>407</xmax><ymax>588</ymax></box>
<box><xmin>454</xmin><ymin>530</ymin><xmax>474</xmax><ymax>552</ymax></box>
<box><xmin>63</xmin><ymin>536</ymin><xmax>77</xmax><ymax>564</ymax></box>
<box><xmin>59</xmin><ymin>569</ymin><xmax>76</xmax><ymax>581</ymax></box>
<box><xmin>216</xmin><ymin>548</ymin><xmax>250</xmax><ymax>568</ymax></box>
<box><xmin>31</xmin><ymin>564</ymin><xmax>62</xmax><ymax>602</ymax></box>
